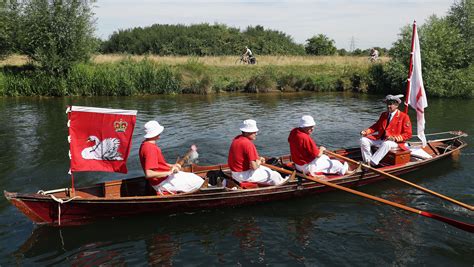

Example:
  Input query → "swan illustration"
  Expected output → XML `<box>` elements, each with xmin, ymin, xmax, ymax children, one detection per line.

<box><xmin>81</xmin><ymin>136</ymin><xmax>123</xmax><ymax>161</ymax></box>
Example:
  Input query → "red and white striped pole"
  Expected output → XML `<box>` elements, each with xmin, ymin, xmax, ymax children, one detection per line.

<box><xmin>404</xmin><ymin>20</ymin><xmax>417</xmax><ymax>114</ymax></box>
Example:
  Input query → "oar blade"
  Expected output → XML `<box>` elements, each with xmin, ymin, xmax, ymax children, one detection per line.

<box><xmin>420</xmin><ymin>211</ymin><xmax>474</xmax><ymax>233</ymax></box>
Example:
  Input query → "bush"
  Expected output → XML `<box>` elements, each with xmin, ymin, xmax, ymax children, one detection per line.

<box><xmin>179</xmin><ymin>59</ymin><xmax>212</xmax><ymax>94</ymax></box>
<box><xmin>382</xmin><ymin>6</ymin><xmax>473</xmax><ymax>98</ymax></box>
<box><xmin>277</xmin><ymin>73</ymin><xmax>301</xmax><ymax>92</ymax></box>
<box><xmin>132</xmin><ymin>60</ymin><xmax>157</xmax><ymax>94</ymax></box>
<box><xmin>305</xmin><ymin>34</ymin><xmax>337</xmax><ymax>55</ymax></box>
<box><xmin>1</xmin><ymin>57</ymin><xmax>373</xmax><ymax>96</ymax></box>
<box><xmin>0</xmin><ymin>72</ymin><xmax>4</xmax><ymax>95</ymax></box>
<box><xmin>68</xmin><ymin>63</ymin><xmax>95</xmax><ymax>96</ymax></box>
<box><xmin>16</xmin><ymin>0</ymin><xmax>97</xmax><ymax>75</ymax></box>
<box><xmin>101</xmin><ymin>23</ymin><xmax>306</xmax><ymax>56</ymax></box>
<box><xmin>245</xmin><ymin>73</ymin><xmax>276</xmax><ymax>93</ymax></box>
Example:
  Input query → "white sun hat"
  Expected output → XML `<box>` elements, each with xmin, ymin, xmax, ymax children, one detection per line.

<box><xmin>144</xmin><ymin>120</ymin><xmax>164</xmax><ymax>138</ymax></box>
<box><xmin>239</xmin><ymin>119</ymin><xmax>259</xmax><ymax>133</ymax></box>
<box><xmin>299</xmin><ymin>115</ymin><xmax>316</xmax><ymax>128</ymax></box>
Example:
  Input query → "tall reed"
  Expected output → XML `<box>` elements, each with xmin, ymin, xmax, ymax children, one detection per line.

<box><xmin>0</xmin><ymin>56</ymin><xmax>374</xmax><ymax>96</ymax></box>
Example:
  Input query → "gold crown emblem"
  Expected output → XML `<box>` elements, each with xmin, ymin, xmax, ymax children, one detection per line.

<box><xmin>114</xmin><ymin>119</ymin><xmax>128</xmax><ymax>132</ymax></box>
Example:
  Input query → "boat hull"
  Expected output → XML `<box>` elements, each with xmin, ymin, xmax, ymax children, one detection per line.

<box><xmin>4</xmin><ymin>136</ymin><xmax>467</xmax><ymax>226</ymax></box>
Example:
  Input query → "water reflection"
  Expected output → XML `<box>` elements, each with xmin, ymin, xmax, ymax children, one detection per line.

<box><xmin>15</xmin><ymin>204</ymin><xmax>332</xmax><ymax>266</ymax></box>
<box><xmin>146</xmin><ymin>234</ymin><xmax>178</xmax><ymax>266</ymax></box>
<box><xmin>15</xmin><ymin>218</ymin><xmax>182</xmax><ymax>266</ymax></box>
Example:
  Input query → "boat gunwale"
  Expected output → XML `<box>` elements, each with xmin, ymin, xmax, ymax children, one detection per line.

<box><xmin>5</xmin><ymin>137</ymin><xmax>466</xmax><ymax>203</ymax></box>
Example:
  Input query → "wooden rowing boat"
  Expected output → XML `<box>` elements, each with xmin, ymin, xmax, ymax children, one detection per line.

<box><xmin>4</xmin><ymin>132</ymin><xmax>468</xmax><ymax>226</ymax></box>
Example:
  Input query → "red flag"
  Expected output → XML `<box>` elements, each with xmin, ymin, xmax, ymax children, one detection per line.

<box><xmin>406</xmin><ymin>22</ymin><xmax>428</xmax><ymax>146</ymax></box>
<box><xmin>68</xmin><ymin>106</ymin><xmax>137</xmax><ymax>173</ymax></box>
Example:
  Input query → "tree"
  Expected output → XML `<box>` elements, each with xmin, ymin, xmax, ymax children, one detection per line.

<box><xmin>337</xmin><ymin>48</ymin><xmax>348</xmax><ymax>56</ymax></box>
<box><xmin>0</xmin><ymin>1</ymin><xmax>21</xmax><ymax>58</ymax></box>
<box><xmin>446</xmin><ymin>0</ymin><xmax>473</xmax><ymax>67</ymax></box>
<box><xmin>101</xmin><ymin>23</ymin><xmax>305</xmax><ymax>56</ymax></box>
<box><xmin>373</xmin><ymin>12</ymin><xmax>472</xmax><ymax>97</ymax></box>
<box><xmin>305</xmin><ymin>34</ymin><xmax>337</xmax><ymax>55</ymax></box>
<box><xmin>17</xmin><ymin>0</ymin><xmax>97</xmax><ymax>75</ymax></box>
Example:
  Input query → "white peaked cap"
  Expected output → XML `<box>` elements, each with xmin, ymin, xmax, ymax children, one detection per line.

<box><xmin>239</xmin><ymin>119</ymin><xmax>259</xmax><ymax>133</ymax></box>
<box><xmin>144</xmin><ymin>120</ymin><xmax>164</xmax><ymax>138</ymax></box>
<box><xmin>384</xmin><ymin>94</ymin><xmax>404</xmax><ymax>104</ymax></box>
<box><xmin>299</xmin><ymin>115</ymin><xmax>316</xmax><ymax>128</ymax></box>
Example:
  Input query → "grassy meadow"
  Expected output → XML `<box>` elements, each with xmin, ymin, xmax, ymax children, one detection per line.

<box><xmin>0</xmin><ymin>55</ymin><xmax>385</xmax><ymax>96</ymax></box>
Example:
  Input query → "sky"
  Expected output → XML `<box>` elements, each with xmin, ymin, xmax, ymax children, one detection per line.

<box><xmin>93</xmin><ymin>0</ymin><xmax>454</xmax><ymax>50</ymax></box>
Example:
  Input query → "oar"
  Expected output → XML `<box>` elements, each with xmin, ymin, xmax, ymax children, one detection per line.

<box><xmin>324</xmin><ymin>150</ymin><xmax>474</xmax><ymax>211</ymax></box>
<box><xmin>176</xmin><ymin>144</ymin><xmax>199</xmax><ymax>166</ymax></box>
<box><xmin>263</xmin><ymin>163</ymin><xmax>474</xmax><ymax>233</ymax></box>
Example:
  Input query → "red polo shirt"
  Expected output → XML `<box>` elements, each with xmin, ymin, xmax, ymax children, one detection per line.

<box><xmin>228</xmin><ymin>135</ymin><xmax>259</xmax><ymax>172</ymax></box>
<box><xmin>288</xmin><ymin>128</ymin><xmax>320</xmax><ymax>165</ymax></box>
<box><xmin>139</xmin><ymin>141</ymin><xmax>170</xmax><ymax>186</ymax></box>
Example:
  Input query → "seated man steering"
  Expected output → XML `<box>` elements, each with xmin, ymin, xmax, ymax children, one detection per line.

<box><xmin>360</xmin><ymin>94</ymin><xmax>412</xmax><ymax>166</ymax></box>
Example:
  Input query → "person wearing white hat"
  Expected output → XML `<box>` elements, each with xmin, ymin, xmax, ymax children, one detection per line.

<box><xmin>139</xmin><ymin>120</ymin><xmax>204</xmax><ymax>195</ymax></box>
<box><xmin>360</xmin><ymin>94</ymin><xmax>412</xmax><ymax>166</ymax></box>
<box><xmin>288</xmin><ymin>115</ymin><xmax>353</xmax><ymax>176</ymax></box>
<box><xmin>228</xmin><ymin>119</ymin><xmax>287</xmax><ymax>186</ymax></box>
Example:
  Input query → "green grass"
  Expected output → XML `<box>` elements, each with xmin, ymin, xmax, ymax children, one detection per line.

<box><xmin>0</xmin><ymin>57</ymin><xmax>374</xmax><ymax>96</ymax></box>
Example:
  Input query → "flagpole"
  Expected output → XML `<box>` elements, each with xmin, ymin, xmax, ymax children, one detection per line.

<box><xmin>66</xmin><ymin>106</ymin><xmax>76</xmax><ymax>196</ymax></box>
<box><xmin>404</xmin><ymin>20</ymin><xmax>417</xmax><ymax>114</ymax></box>
<box><xmin>70</xmin><ymin>172</ymin><xmax>75</xmax><ymax>196</ymax></box>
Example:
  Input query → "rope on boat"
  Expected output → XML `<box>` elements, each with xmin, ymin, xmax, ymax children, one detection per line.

<box><xmin>443</xmin><ymin>144</ymin><xmax>453</xmax><ymax>154</ymax></box>
<box><xmin>49</xmin><ymin>195</ymin><xmax>80</xmax><ymax>226</ymax></box>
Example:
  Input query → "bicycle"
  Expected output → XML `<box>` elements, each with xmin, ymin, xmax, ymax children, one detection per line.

<box><xmin>368</xmin><ymin>56</ymin><xmax>381</xmax><ymax>63</ymax></box>
<box><xmin>235</xmin><ymin>55</ymin><xmax>257</xmax><ymax>65</ymax></box>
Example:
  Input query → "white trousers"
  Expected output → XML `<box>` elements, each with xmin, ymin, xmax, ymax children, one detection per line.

<box><xmin>232</xmin><ymin>165</ymin><xmax>284</xmax><ymax>185</ymax></box>
<box><xmin>360</xmin><ymin>137</ymin><xmax>398</xmax><ymax>165</ymax></box>
<box><xmin>295</xmin><ymin>155</ymin><xmax>349</xmax><ymax>176</ymax></box>
<box><xmin>153</xmin><ymin>171</ymin><xmax>204</xmax><ymax>194</ymax></box>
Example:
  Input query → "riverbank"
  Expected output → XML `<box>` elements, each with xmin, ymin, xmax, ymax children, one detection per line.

<box><xmin>1</xmin><ymin>55</ymin><xmax>382</xmax><ymax>96</ymax></box>
<box><xmin>1</xmin><ymin>54</ymin><xmax>390</xmax><ymax>67</ymax></box>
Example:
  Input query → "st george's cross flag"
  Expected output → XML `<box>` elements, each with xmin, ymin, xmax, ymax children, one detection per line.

<box><xmin>407</xmin><ymin>22</ymin><xmax>428</xmax><ymax>147</ymax></box>
<box><xmin>67</xmin><ymin>106</ymin><xmax>137</xmax><ymax>173</ymax></box>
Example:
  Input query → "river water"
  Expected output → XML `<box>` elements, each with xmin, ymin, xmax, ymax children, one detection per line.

<box><xmin>0</xmin><ymin>92</ymin><xmax>472</xmax><ymax>266</ymax></box>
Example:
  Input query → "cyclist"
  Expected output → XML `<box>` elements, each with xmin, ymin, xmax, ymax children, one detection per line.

<box><xmin>242</xmin><ymin>46</ymin><xmax>256</xmax><ymax>64</ymax></box>
<box><xmin>369</xmin><ymin>48</ymin><xmax>379</xmax><ymax>62</ymax></box>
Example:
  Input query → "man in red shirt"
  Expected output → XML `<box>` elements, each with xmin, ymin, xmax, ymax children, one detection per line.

<box><xmin>360</xmin><ymin>94</ymin><xmax>413</xmax><ymax>166</ymax></box>
<box><xmin>139</xmin><ymin>120</ymin><xmax>204</xmax><ymax>195</ymax></box>
<box><xmin>228</xmin><ymin>119</ymin><xmax>287</xmax><ymax>185</ymax></box>
<box><xmin>288</xmin><ymin>115</ymin><xmax>351</xmax><ymax>176</ymax></box>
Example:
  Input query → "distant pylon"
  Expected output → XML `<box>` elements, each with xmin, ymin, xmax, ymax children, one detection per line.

<box><xmin>349</xmin><ymin>36</ymin><xmax>355</xmax><ymax>52</ymax></box>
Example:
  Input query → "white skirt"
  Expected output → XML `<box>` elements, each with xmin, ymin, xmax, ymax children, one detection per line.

<box><xmin>295</xmin><ymin>155</ymin><xmax>348</xmax><ymax>176</ymax></box>
<box><xmin>231</xmin><ymin>165</ymin><xmax>285</xmax><ymax>185</ymax></box>
<box><xmin>153</xmin><ymin>171</ymin><xmax>204</xmax><ymax>194</ymax></box>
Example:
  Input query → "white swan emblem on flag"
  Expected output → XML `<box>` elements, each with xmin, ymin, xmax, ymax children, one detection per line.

<box><xmin>81</xmin><ymin>136</ymin><xmax>123</xmax><ymax>161</ymax></box>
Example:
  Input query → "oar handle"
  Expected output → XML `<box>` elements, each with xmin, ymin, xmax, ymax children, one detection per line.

<box><xmin>263</xmin><ymin>163</ymin><xmax>474</xmax><ymax>233</ymax></box>
<box><xmin>324</xmin><ymin>150</ymin><xmax>474</xmax><ymax>211</ymax></box>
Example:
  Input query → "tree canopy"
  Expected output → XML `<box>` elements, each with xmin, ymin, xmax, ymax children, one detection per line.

<box><xmin>5</xmin><ymin>0</ymin><xmax>97</xmax><ymax>75</ymax></box>
<box><xmin>372</xmin><ymin>0</ymin><xmax>473</xmax><ymax>97</ymax></box>
<box><xmin>305</xmin><ymin>34</ymin><xmax>337</xmax><ymax>55</ymax></box>
<box><xmin>0</xmin><ymin>1</ymin><xmax>20</xmax><ymax>59</ymax></box>
<box><xmin>100</xmin><ymin>23</ymin><xmax>306</xmax><ymax>56</ymax></box>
